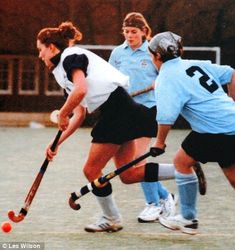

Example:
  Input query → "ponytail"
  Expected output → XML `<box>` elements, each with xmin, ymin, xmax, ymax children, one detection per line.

<box><xmin>37</xmin><ymin>21</ymin><xmax>82</xmax><ymax>51</ymax></box>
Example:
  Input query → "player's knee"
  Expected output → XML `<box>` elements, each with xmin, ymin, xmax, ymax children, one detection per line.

<box><xmin>118</xmin><ymin>173</ymin><xmax>133</xmax><ymax>184</ymax></box>
<box><xmin>173</xmin><ymin>158</ymin><xmax>183</xmax><ymax>172</ymax></box>
<box><xmin>83</xmin><ymin>166</ymin><xmax>95</xmax><ymax>182</ymax></box>
<box><xmin>173</xmin><ymin>155</ymin><xmax>193</xmax><ymax>173</ymax></box>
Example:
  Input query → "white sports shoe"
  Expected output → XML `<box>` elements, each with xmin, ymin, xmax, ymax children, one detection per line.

<box><xmin>84</xmin><ymin>215</ymin><xmax>123</xmax><ymax>233</ymax></box>
<box><xmin>138</xmin><ymin>203</ymin><xmax>162</xmax><ymax>223</ymax></box>
<box><xmin>160</xmin><ymin>193</ymin><xmax>177</xmax><ymax>217</ymax></box>
<box><xmin>159</xmin><ymin>214</ymin><xmax>198</xmax><ymax>235</ymax></box>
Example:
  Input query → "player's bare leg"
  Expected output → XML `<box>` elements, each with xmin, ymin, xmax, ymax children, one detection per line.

<box><xmin>222</xmin><ymin>164</ymin><xmax>235</xmax><ymax>189</ymax></box>
<box><xmin>83</xmin><ymin>142</ymin><xmax>124</xmax><ymax>233</ymax></box>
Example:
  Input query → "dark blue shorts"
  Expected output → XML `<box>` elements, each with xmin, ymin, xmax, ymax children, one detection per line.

<box><xmin>182</xmin><ymin>131</ymin><xmax>235</xmax><ymax>168</ymax></box>
<box><xmin>91</xmin><ymin>87</ymin><xmax>157</xmax><ymax>145</ymax></box>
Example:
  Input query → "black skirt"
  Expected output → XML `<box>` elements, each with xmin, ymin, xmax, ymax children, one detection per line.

<box><xmin>91</xmin><ymin>87</ymin><xmax>157</xmax><ymax>145</ymax></box>
<box><xmin>182</xmin><ymin>131</ymin><xmax>235</xmax><ymax>167</ymax></box>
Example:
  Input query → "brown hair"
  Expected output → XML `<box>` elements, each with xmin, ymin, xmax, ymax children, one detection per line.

<box><xmin>122</xmin><ymin>12</ymin><xmax>152</xmax><ymax>41</ymax></box>
<box><xmin>37</xmin><ymin>21</ymin><xmax>82</xmax><ymax>51</ymax></box>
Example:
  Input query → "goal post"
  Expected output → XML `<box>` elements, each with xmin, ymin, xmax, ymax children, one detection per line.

<box><xmin>79</xmin><ymin>45</ymin><xmax>221</xmax><ymax>64</ymax></box>
<box><xmin>183</xmin><ymin>46</ymin><xmax>221</xmax><ymax>64</ymax></box>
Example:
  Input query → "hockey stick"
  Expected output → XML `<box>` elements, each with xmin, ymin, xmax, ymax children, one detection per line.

<box><xmin>69</xmin><ymin>147</ymin><xmax>164</xmax><ymax>210</ymax></box>
<box><xmin>130</xmin><ymin>84</ymin><xmax>154</xmax><ymax>97</ymax></box>
<box><xmin>8</xmin><ymin>129</ymin><xmax>62</xmax><ymax>223</ymax></box>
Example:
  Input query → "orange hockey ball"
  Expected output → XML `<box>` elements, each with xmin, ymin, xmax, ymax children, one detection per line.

<box><xmin>1</xmin><ymin>221</ymin><xmax>12</xmax><ymax>233</ymax></box>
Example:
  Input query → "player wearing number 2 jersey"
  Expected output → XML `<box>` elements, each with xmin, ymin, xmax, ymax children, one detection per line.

<box><xmin>156</xmin><ymin>60</ymin><xmax>235</xmax><ymax>133</ymax></box>
<box><xmin>148</xmin><ymin>31</ymin><xmax>235</xmax><ymax>235</ymax></box>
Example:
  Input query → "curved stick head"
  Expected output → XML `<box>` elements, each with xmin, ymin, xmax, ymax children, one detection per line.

<box><xmin>8</xmin><ymin>210</ymin><xmax>25</xmax><ymax>223</ymax></box>
<box><xmin>68</xmin><ymin>197</ymin><xmax>81</xmax><ymax>210</ymax></box>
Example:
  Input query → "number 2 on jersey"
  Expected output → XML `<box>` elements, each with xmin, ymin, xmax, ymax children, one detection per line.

<box><xmin>186</xmin><ymin>66</ymin><xmax>219</xmax><ymax>93</ymax></box>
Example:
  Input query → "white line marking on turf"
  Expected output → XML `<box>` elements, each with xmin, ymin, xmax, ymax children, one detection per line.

<box><xmin>12</xmin><ymin>231</ymin><xmax>235</xmax><ymax>237</ymax></box>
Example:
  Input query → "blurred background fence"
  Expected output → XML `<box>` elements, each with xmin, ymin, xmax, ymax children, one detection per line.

<box><xmin>0</xmin><ymin>0</ymin><xmax>234</xmax><ymax>127</ymax></box>
<box><xmin>0</xmin><ymin>46</ymin><xmax>220</xmax><ymax>127</ymax></box>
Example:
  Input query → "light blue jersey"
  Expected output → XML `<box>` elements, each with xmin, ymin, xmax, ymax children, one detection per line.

<box><xmin>156</xmin><ymin>58</ymin><xmax>235</xmax><ymax>134</ymax></box>
<box><xmin>109</xmin><ymin>40</ymin><xmax>157</xmax><ymax>108</ymax></box>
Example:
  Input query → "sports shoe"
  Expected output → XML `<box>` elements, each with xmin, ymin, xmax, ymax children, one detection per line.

<box><xmin>160</xmin><ymin>193</ymin><xmax>177</xmax><ymax>217</ymax></box>
<box><xmin>193</xmin><ymin>162</ymin><xmax>207</xmax><ymax>195</ymax></box>
<box><xmin>137</xmin><ymin>203</ymin><xmax>162</xmax><ymax>223</ymax></box>
<box><xmin>84</xmin><ymin>215</ymin><xmax>123</xmax><ymax>233</ymax></box>
<box><xmin>159</xmin><ymin>214</ymin><xmax>198</xmax><ymax>235</ymax></box>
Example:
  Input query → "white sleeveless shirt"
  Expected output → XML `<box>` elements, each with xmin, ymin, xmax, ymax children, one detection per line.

<box><xmin>52</xmin><ymin>46</ymin><xmax>129</xmax><ymax>113</ymax></box>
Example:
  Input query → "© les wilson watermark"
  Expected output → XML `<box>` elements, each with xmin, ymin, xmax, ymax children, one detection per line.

<box><xmin>0</xmin><ymin>242</ymin><xmax>44</xmax><ymax>250</ymax></box>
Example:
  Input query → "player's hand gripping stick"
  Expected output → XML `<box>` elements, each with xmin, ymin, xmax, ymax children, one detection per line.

<box><xmin>69</xmin><ymin>147</ymin><xmax>164</xmax><ymax>211</ymax></box>
<box><xmin>8</xmin><ymin>130</ymin><xmax>62</xmax><ymax>223</ymax></box>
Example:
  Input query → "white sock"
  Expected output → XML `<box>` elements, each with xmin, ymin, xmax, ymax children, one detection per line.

<box><xmin>96</xmin><ymin>194</ymin><xmax>122</xmax><ymax>221</ymax></box>
<box><xmin>158</xmin><ymin>163</ymin><xmax>175</xmax><ymax>180</ymax></box>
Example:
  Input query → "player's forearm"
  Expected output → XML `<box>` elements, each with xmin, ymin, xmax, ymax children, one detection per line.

<box><xmin>58</xmin><ymin>105</ymin><xmax>86</xmax><ymax>145</ymax></box>
<box><xmin>60</xmin><ymin>87</ymin><xmax>86</xmax><ymax>117</ymax></box>
<box><xmin>154</xmin><ymin>124</ymin><xmax>172</xmax><ymax>149</ymax></box>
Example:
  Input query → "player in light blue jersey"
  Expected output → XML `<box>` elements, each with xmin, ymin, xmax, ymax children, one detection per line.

<box><xmin>149</xmin><ymin>31</ymin><xmax>235</xmax><ymax>235</ymax></box>
<box><xmin>109</xmin><ymin>12</ymin><xmax>177</xmax><ymax>223</ymax></box>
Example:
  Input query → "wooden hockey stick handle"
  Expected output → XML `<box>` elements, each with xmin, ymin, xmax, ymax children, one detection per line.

<box><xmin>8</xmin><ymin>130</ymin><xmax>62</xmax><ymax>223</ymax></box>
<box><xmin>130</xmin><ymin>84</ymin><xmax>154</xmax><ymax>97</ymax></box>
